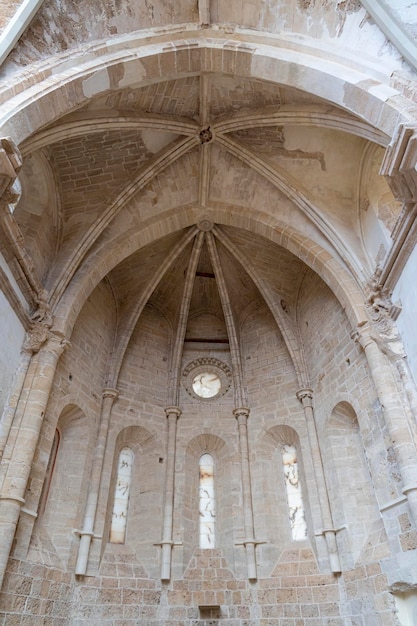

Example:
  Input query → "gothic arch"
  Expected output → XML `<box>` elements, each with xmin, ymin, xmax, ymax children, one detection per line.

<box><xmin>53</xmin><ymin>205</ymin><xmax>368</xmax><ymax>342</ymax></box>
<box><xmin>100</xmin><ymin>425</ymin><xmax>163</xmax><ymax>576</ymax></box>
<box><xmin>38</xmin><ymin>404</ymin><xmax>89</xmax><ymax>567</ymax></box>
<box><xmin>182</xmin><ymin>433</ymin><xmax>234</xmax><ymax>573</ymax></box>
<box><xmin>255</xmin><ymin>424</ymin><xmax>315</xmax><ymax>577</ymax></box>
<box><xmin>0</xmin><ymin>35</ymin><xmax>410</xmax><ymax>144</ymax></box>
<box><xmin>324</xmin><ymin>401</ymin><xmax>382</xmax><ymax>568</ymax></box>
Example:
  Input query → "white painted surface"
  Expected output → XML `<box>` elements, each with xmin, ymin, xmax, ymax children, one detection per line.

<box><xmin>0</xmin><ymin>0</ymin><xmax>45</xmax><ymax>66</ymax></box>
<box><xmin>393</xmin><ymin>243</ymin><xmax>417</xmax><ymax>385</ymax></box>
<box><xmin>0</xmin><ymin>289</ymin><xmax>25</xmax><ymax>416</ymax></box>
<box><xmin>394</xmin><ymin>590</ymin><xmax>417</xmax><ymax>626</ymax></box>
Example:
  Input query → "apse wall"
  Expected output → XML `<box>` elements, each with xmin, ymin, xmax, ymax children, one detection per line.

<box><xmin>0</xmin><ymin>267</ymin><xmax>404</xmax><ymax>625</ymax></box>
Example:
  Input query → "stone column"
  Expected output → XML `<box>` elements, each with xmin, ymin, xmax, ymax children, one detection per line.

<box><xmin>0</xmin><ymin>351</ymin><xmax>32</xmax><ymax>464</ymax></box>
<box><xmin>296</xmin><ymin>389</ymin><xmax>341</xmax><ymax>573</ymax></box>
<box><xmin>355</xmin><ymin>322</ymin><xmax>417</xmax><ymax>523</ymax></box>
<box><xmin>0</xmin><ymin>324</ymin><xmax>50</xmax><ymax>467</ymax></box>
<box><xmin>75</xmin><ymin>387</ymin><xmax>119</xmax><ymax>576</ymax></box>
<box><xmin>0</xmin><ymin>330</ymin><xmax>68</xmax><ymax>590</ymax></box>
<box><xmin>234</xmin><ymin>407</ymin><xmax>257</xmax><ymax>580</ymax></box>
<box><xmin>160</xmin><ymin>406</ymin><xmax>181</xmax><ymax>581</ymax></box>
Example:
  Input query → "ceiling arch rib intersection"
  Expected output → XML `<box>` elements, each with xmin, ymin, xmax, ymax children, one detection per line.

<box><xmin>8</xmin><ymin>33</ymin><xmax>410</xmax><ymax>351</ymax></box>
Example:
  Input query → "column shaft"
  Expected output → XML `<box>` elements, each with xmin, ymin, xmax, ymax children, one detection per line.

<box><xmin>234</xmin><ymin>408</ymin><xmax>257</xmax><ymax>580</ymax></box>
<box><xmin>0</xmin><ymin>332</ymin><xmax>68</xmax><ymax>590</ymax></box>
<box><xmin>161</xmin><ymin>407</ymin><xmax>180</xmax><ymax>580</ymax></box>
<box><xmin>75</xmin><ymin>388</ymin><xmax>119</xmax><ymax>576</ymax></box>
<box><xmin>297</xmin><ymin>389</ymin><xmax>341</xmax><ymax>573</ymax></box>
<box><xmin>360</xmin><ymin>331</ymin><xmax>417</xmax><ymax>522</ymax></box>
<box><xmin>0</xmin><ymin>350</ymin><xmax>32</xmax><ymax>462</ymax></box>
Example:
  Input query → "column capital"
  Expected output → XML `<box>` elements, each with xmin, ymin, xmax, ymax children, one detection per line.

<box><xmin>296</xmin><ymin>388</ymin><xmax>314</xmax><ymax>406</ymax></box>
<box><xmin>44</xmin><ymin>331</ymin><xmax>71</xmax><ymax>357</ymax></box>
<box><xmin>233</xmin><ymin>407</ymin><xmax>250</xmax><ymax>421</ymax></box>
<box><xmin>22</xmin><ymin>323</ymin><xmax>49</xmax><ymax>355</ymax></box>
<box><xmin>0</xmin><ymin>137</ymin><xmax>22</xmax><ymax>198</ymax></box>
<box><xmin>351</xmin><ymin>322</ymin><xmax>374</xmax><ymax>351</ymax></box>
<box><xmin>102</xmin><ymin>387</ymin><xmax>119</xmax><ymax>401</ymax></box>
<box><xmin>165</xmin><ymin>406</ymin><xmax>181</xmax><ymax>419</ymax></box>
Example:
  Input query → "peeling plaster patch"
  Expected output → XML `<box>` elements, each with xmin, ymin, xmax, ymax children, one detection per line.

<box><xmin>82</xmin><ymin>69</ymin><xmax>110</xmax><ymax>98</ymax></box>
<box><xmin>52</xmin><ymin>53</ymin><xmax>96</xmax><ymax>74</ymax></box>
<box><xmin>367</xmin><ymin>83</ymin><xmax>400</xmax><ymax>101</ymax></box>
<box><xmin>117</xmin><ymin>59</ymin><xmax>147</xmax><ymax>89</ymax></box>
<box><xmin>297</xmin><ymin>0</ymin><xmax>313</xmax><ymax>9</ymax></box>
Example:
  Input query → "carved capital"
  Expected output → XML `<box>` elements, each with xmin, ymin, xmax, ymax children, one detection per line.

<box><xmin>351</xmin><ymin>322</ymin><xmax>374</xmax><ymax>351</ymax></box>
<box><xmin>23</xmin><ymin>323</ymin><xmax>49</xmax><ymax>354</ymax></box>
<box><xmin>0</xmin><ymin>138</ymin><xmax>22</xmax><ymax>198</ymax></box>
<box><xmin>102</xmin><ymin>387</ymin><xmax>119</xmax><ymax>401</ymax></box>
<box><xmin>164</xmin><ymin>406</ymin><xmax>181</xmax><ymax>419</ymax></box>
<box><xmin>359</xmin><ymin>269</ymin><xmax>405</xmax><ymax>360</ymax></box>
<box><xmin>296</xmin><ymin>388</ymin><xmax>314</xmax><ymax>407</ymax></box>
<box><xmin>44</xmin><ymin>331</ymin><xmax>71</xmax><ymax>358</ymax></box>
<box><xmin>365</xmin><ymin>267</ymin><xmax>396</xmax><ymax>319</ymax></box>
<box><xmin>233</xmin><ymin>407</ymin><xmax>250</xmax><ymax>421</ymax></box>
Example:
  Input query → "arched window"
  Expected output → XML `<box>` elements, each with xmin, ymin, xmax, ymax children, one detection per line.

<box><xmin>281</xmin><ymin>444</ymin><xmax>307</xmax><ymax>541</ymax></box>
<box><xmin>110</xmin><ymin>447</ymin><xmax>134</xmax><ymax>544</ymax></box>
<box><xmin>199</xmin><ymin>453</ymin><xmax>215</xmax><ymax>548</ymax></box>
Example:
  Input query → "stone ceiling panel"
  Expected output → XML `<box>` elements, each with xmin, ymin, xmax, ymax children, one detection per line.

<box><xmin>87</xmin><ymin>77</ymin><xmax>200</xmax><ymax>120</ymax></box>
<box><xmin>209</xmin><ymin>75</ymin><xmax>283</xmax><ymax>120</ymax></box>
<box><xmin>51</xmin><ymin>129</ymin><xmax>157</xmax><ymax>240</ymax></box>
<box><xmin>130</xmin><ymin>146</ymin><xmax>200</xmax><ymax>224</ymax></box>
<box><xmin>232</xmin><ymin>125</ymin><xmax>365</xmax><ymax>230</ymax></box>
<box><xmin>107</xmin><ymin>229</ymin><xmax>188</xmax><ymax>314</ymax></box>
<box><xmin>208</xmin><ymin>143</ymin><xmax>323</xmax><ymax>244</ymax></box>
<box><xmin>14</xmin><ymin>151</ymin><xmax>60</xmax><ymax>282</ymax></box>
<box><xmin>216</xmin><ymin>238</ymin><xmax>263</xmax><ymax>325</ymax></box>
<box><xmin>148</xmin><ymin>238</ymin><xmax>195</xmax><ymax>326</ymax></box>
<box><xmin>219</xmin><ymin>225</ymin><xmax>307</xmax><ymax>311</ymax></box>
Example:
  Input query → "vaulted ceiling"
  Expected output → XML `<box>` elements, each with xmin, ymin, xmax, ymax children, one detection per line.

<box><xmin>1</xmin><ymin>0</ymin><xmax>414</xmax><ymax>387</ymax></box>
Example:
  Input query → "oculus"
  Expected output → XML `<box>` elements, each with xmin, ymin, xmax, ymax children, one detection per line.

<box><xmin>182</xmin><ymin>358</ymin><xmax>231</xmax><ymax>400</ymax></box>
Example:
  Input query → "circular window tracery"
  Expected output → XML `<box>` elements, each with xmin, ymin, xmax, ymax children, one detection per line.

<box><xmin>182</xmin><ymin>358</ymin><xmax>231</xmax><ymax>401</ymax></box>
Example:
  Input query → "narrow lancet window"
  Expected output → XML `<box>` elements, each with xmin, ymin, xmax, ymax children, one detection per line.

<box><xmin>110</xmin><ymin>447</ymin><xmax>134</xmax><ymax>544</ymax></box>
<box><xmin>199</xmin><ymin>453</ymin><xmax>215</xmax><ymax>548</ymax></box>
<box><xmin>281</xmin><ymin>444</ymin><xmax>307</xmax><ymax>541</ymax></box>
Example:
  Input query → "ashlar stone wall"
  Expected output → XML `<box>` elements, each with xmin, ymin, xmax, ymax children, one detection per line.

<box><xmin>0</xmin><ymin>266</ymin><xmax>407</xmax><ymax>626</ymax></box>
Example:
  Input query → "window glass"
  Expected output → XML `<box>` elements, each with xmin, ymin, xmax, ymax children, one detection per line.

<box><xmin>199</xmin><ymin>453</ymin><xmax>215</xmax><ymax>548</ymax></box>
<box><xmin>110</xmin><ymin>447</ymin><xmax>134</xmax><ymax>544</ymax></box>
<box><xmin>281</xmin><ymin>444</ymin><xmax>307</xmax><ymax>541</ymax></box>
